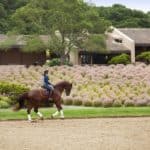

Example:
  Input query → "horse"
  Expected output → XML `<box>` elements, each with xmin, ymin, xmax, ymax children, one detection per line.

<box><xmin>14</xmin><ymin>81</ymin><xmax>72</xmax><ymax>122</ymax></box>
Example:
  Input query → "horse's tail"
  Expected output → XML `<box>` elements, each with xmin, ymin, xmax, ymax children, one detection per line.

<box><xmin>13</xmin><ymin>92</ymin><xmax>28</xmax><ymax>111</ymax></box>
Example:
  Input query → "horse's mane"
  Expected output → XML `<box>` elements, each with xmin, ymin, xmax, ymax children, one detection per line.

<box><xmin>54</xmin><ymin>81</ymin><xmax>70</xmax><ymax>88</ymax></box>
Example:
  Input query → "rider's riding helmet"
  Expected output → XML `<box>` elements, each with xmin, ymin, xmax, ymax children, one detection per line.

<box><xmin>44</xmin><ymin>70</ymin><xmax>49</xmax><ymax>75</ymax></box>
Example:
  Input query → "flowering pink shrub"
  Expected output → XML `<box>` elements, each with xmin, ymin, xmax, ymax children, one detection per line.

<box><xmin>0</xmin><ymin>63</ymin><xmax>150</xmax><ymax>107</ymax></box>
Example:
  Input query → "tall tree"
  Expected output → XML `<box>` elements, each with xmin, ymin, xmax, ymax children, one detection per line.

<box><xmin>97</xmin><ymin>4</ymin><xmax>150</xmax><ymax>28</ymax></box>
<box><xmin>0</xmin><ymin>0</ymin><xmax>28</xmax><ymax>33</ymax></box>
<box><xmin>10</xmin><ymin>0</ymin><xmax>110</xmax><ymax>63</ymax></box>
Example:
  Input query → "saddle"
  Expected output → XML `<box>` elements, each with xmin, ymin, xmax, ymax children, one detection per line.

<box><xmin>40</xmin><ymin>87</ymin><xmax>54</xmax><ymax>103</ymax></box>
<box><xmin>41</xmin><ymin>86</ymin><xmax>53</xmax><ymax>97</ymax></box>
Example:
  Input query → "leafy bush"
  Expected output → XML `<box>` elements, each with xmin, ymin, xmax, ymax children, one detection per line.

<box><xmin>0</xmin><ymin>100</ymin><xmax>10</xmax><ymax>108</ymax></box>
<box><xmin>0</xmin><ymin>96</ymin><xmax>11</xmax><ymax>108</ymax></box>
<box><xmin>134</xmin><ymin>99</ymin><xmax>147</xmax><ymax>107</ymax></box>
<box><xmin>83</xmin><ymin>100</ymin><xmax>92</xmax><ymax>107</ymax></box>
<box><xmin>108</xmin><ymin>54</ymin><xmax>130</xmax><ymax>65</ymax></box>
<box><xmin>46</xmin><ymin>58</ymin><xmax>73</xmax><ymax>66</ymax></box>
<box><xmin>0</xmin><ymin>96</ymin><xmax>11</xmax><ymax>103</ymax></box>
<box><xmin>92</xmin><ymin>100</ymin><xmax>102</xmax><ymax>107</ymax></box>
<box><xmin>46</xmin><ymin>58</ymin><xmax>61</xmax><ymax>66</ymax></box>
<box><xmin>124</xmin><ymin>100</ymin><xmax>134</xmax><ymax>107</ymax></box>
<box><xmin>136</xmin><ymin>52</ymin><xmax>150</xmax><ymax>64</ymax></box>
<box><xmin>73</xmin><ymin>98</ymin><xmax>82</xmax><ymax>106</ymax></box>
<box><xmin>63</xmin><ymin>97</ymin><xmax>73</xmax><ymax>105</ymax></box>
<box><xmin>102</xmin><ymin>99</ymin><xmax>114</xmax><ymax>107</ymax></box>
<box><xmin>64</xmin><ymin>60</ymin><xmax>73</xmax><ymax>66</ymax></box>
<box><xmin>0</xmin><ymin>82</ymin><xmax>29</xmax><ymax>104</ymax></box>
<box><xmin>113</xmin><ymin>100</ymin><xmax>122</xmax><ymax>107</ymax></box>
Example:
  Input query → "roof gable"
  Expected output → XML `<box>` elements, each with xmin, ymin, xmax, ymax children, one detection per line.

<box><xmin>119</xmin><ymin>28</ymin><xmax>150</xmax><ymax>45</ymax></box>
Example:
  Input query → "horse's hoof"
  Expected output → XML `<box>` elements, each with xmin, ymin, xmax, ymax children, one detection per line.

<box><xmin>60</xmin><ymin>116</ymin><xmax>65</xmax><ymax>120</ymax></box>
<box><xmin>28</xmin><ymin>120</ymin><xmax>33</xmax><ymax>123</ymax></box>
<box><xmin>40</xmin><ymin>117</ymin><xmax>44</xmax><ymax>120</ymax></box>
<box><xmin>29</xmin><ymin>120</ymin><xmax>37</xmax><ymax>123</ymax></box>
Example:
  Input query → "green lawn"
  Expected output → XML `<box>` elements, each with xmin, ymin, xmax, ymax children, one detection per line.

<box><xmin>0</xmin><ymin>107</ymin><xmax>150</xmax><ymax>121</ymax></box>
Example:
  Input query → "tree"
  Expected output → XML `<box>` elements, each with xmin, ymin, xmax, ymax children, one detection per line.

<box><xmin>96</xmin><ymin>4</ymin><xmax>150</xmax><ymax>28</ymax></box>
<box><xmin>10</xmin><ymin>0</ymin><xmax>110</xmax><ymax>64</ymax></box>
<box><xmin>80</xmin><ymin>34</ymin><xmax>106</xmax><ymax>52</ymax></box>
<box><xmin>0</xmin><ymin>3</ymin><xmax>8</xmax><ymax>33</ymax></box>
<box><xmin>0</xmin><ymin>0</ymin><xmax>28</xmax><ymax>33</ymax></box>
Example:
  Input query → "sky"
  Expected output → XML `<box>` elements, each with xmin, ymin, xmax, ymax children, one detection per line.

<box><xmin>84</xmin><ymin>0</ymin><xmax>150</xmax><ymax>12</ymax></box>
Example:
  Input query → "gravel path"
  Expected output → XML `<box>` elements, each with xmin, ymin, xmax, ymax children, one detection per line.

<box><xmin>0</xmin><ymin>118</ymin><xmax>150</xmax><ymax>150</ymax></box>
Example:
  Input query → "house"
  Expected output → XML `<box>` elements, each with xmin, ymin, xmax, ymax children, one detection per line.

<box><xmin>70</xmin><ymin>27</ymin><xmax>150</xmax><ymax>65</ymax></box>
<box><xmin>0</xmin><ymin>35</ymin><xmax>47</xmax><ymax>65</ymax></box>
<box><xmin>1</xmin><ymin>27</ymin><xmax>150</xmax><ymax>65</ymax></box>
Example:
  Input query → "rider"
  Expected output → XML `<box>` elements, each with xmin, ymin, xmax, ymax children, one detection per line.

<box><xmin>43</xmin><ymin>70</ymin><xmax>54</xmax><ymax>95</ymax></box>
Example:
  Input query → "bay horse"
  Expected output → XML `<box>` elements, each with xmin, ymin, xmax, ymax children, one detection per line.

<box><xmin>14</xmin><ymin>81</ymin><xmax>72</xmax><ymax>122</ymax></box>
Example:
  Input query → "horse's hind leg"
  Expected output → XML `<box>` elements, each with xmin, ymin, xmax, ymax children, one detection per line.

<box><xmin>34</xmin><ymin>107</ymin><xmax>44</xmax><ymax>120</ymax></box>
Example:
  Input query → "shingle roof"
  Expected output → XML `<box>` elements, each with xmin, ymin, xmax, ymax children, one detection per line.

<box><xmin>2</xmin><ymin>28</ymin><xmax>150</xmax><ymax>52</ymax></box>
<box><xmin>119</xmin><ymin>28</ymin><xmax>150</xmax><ymax>45</ymax></box>
<box><xmin>0</xmin><ymin>34</ymin><xmax>130</xmax><ymax>52</ymax></box>
<box><xmin>0</xmin><ymin>34</ymin><xmax>49</xmax><ymax>47</ymax></box>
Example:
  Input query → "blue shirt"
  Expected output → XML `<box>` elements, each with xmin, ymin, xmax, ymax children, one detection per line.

<box><xmin>43</xmin><ymin>75</ymin><xmax>50</xmax><ymax>85</ymax></box>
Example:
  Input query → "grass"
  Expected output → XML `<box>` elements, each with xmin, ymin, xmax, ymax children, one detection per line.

<box><xmin>1</xmin><ymin>106</ymin><xmax>150</xmax><ymax>121</ymax></box>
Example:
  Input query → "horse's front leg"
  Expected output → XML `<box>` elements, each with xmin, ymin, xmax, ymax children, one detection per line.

<box><xmin>60</xmin><ymin>109</ymin><xmax>64</xmax><ymax>119</ymax></box>
<box><xmin>51</xmin><ymin>110</ymin><xmax>59</xmax><ymax>118</ymax></box>
<box><xmin>52</xmin><ymin>99</ymin><xmax>64</xmax><ymax>119</ymax></box>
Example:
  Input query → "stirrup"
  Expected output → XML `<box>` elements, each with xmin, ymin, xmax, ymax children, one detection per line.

<box><xmin>48</xmin><ymin>98</ymin><xmax>54</xmax><ymax>103</ymax></box>
<box><xmin>50</xmin><ymin>90</ymin><xmax>53</xmax><ymax>95</ymax></box>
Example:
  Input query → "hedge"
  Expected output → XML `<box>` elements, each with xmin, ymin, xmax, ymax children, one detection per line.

<box><xmin>0</xmin><ymin>82</ymin><xmax>29</xmax><ymax>105</ymax></box>
<box><xmin>108</xmin><ymin>53</ymin><xmax>130</xmax><ymax>65</ymax></box>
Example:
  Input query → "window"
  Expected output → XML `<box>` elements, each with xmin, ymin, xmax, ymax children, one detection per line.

<box><xmin>114</xmin><ymin>38</ymin><xmax>122</xmax><ymax>43</ymax></box>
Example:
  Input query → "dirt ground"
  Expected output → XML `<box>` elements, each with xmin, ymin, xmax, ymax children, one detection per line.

<box><xmin>0</xmin><ymin>118</ymin><xmax>150</xmax><ymax>150</ymax></box>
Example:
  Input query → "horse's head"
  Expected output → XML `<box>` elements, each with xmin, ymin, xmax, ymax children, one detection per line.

<box><xmin>65</xmin><ymin>82</ymin><xmax>72</xmax><ymax>96</ymax></box>
<box><xmin>54</xmin><ymin>81</ymin><xmax>72</xmax><ymax>96</ymax></box>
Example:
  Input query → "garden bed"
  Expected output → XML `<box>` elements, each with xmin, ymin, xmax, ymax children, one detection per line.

<box><xmin>0</xmin><ymin>64</ymin><xmax>150</xmax><ymax>107</ymax></box>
